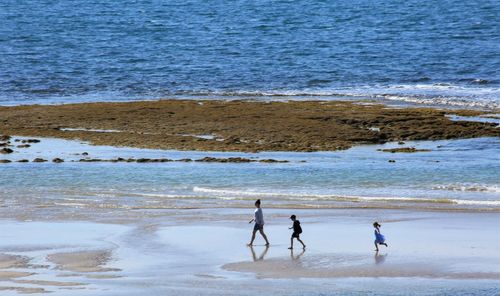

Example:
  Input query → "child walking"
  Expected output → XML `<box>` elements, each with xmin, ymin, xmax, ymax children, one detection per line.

<box><xmin>373</xmin><ymin>222</ymin><xmax>388</xmax><ymax>251</ymax></box>
<box><xmin>288</xmin><ymin>215</ymin><xmax>306</xmax><ymax>249</ymax></box>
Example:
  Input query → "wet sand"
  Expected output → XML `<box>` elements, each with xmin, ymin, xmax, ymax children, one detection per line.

<box><xmin>1</xmin><ymin>100</ymin><xmax>498</xmax><ymax>152</ymax></box>
<box><xmin>0</xmin><ymin>209</ymin><xmax>498</xmax><ymax>295</ymax></box>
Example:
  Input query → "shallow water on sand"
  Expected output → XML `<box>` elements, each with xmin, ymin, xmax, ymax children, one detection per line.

<box><xmin>0</xmin><ymin>136</ymin><xmax>498</xmax><ymax>220</ymax></box>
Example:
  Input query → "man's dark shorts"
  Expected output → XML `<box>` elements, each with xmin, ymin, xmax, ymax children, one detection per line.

<box><xmin>292</xmin><ymin>232</ymin><xmax>300</xmax><ymax>238</ymax></box>
<box><xmin>254</xmin><ymin>223</ymin><xmax>263</xmax><ymax>231</ymax></box>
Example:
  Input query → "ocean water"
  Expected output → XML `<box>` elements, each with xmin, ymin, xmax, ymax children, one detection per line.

<box><xmin>0</xmin><ymin>137</ymin><xmax>498</xmax><ymax>219</ymax></box>
<box><xmin>1</xmin><ymin>0</ymin><xmax>499</xmax><ymax>108</ymax></box>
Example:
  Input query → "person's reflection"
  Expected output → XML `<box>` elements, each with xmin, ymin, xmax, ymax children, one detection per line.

<box><xmin>290</xmin><ymin>248</ymin><xmax>305</xmax><ymax>261</ymax></box>
<box><xmin>374</xmin><ymin>251</ymin><xmax>387</xmax><ymax>265</ymax></box>
<box><xmin>249</xmin><ymin>245</ymin><xmax>269</xmax><ymax>262</ymax></box>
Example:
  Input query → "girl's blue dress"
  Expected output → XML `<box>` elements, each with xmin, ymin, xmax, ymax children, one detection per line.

<box><xmin>374</xmin><ymin>230</ymin><xmax>385</xmax><ymax>243</ymax></box>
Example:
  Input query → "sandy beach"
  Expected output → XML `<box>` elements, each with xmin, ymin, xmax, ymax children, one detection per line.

<box><xmin>0</xmin><ymin>208</ymin><xmax>498</xmax><ymax>295</ymax></box>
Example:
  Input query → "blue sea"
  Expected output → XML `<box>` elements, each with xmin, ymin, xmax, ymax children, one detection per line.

<box><xmin>1</xmin><ymin>0</ymin><xmax>499</xmax><ymax>108</ymax></box>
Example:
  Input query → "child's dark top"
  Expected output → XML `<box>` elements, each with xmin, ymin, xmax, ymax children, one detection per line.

<box><xmin>292</xmin><ymin>220</ymin><xmax>302</xmax><ymax>237</ymax></box>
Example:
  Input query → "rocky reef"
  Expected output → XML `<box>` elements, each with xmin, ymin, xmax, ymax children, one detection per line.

<box><xmin>0</xmin><ymin>100</ymin><xmax>498</xmax><ymax>152</ymax></box>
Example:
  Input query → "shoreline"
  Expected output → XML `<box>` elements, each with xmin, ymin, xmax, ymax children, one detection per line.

<box><xmin>1</xmin><ymin>99</ymin><xmax>498</xmax><ymax>152</ymax></box>
<box><xmin>0</xmin><ymin>135</ymin><xmax>498</xmax><ymax>214</ymax></box>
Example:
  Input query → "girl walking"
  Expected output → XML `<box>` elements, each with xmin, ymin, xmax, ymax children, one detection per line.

<box><xmin>373</xmin><ymin>222</ymin><xmax>388</xmax><ymax>251</ymax></box>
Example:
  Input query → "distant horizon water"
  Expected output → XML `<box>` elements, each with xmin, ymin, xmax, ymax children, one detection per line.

<box><xmin>1</xmin><ymin>0</ymin><xmax>499</xmax><ymax>109</ymax></box>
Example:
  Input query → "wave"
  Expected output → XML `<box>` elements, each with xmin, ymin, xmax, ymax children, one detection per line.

<box><xmin>433</xmin><ymin>184</ymin><xmax>500</xmax><ymax>193</ymax></box>
<box><xmin>177</xmin><ymin>84</ymin><xmax>500</xmax><ymax>110</ymax></box>
<box><xmin>2</xmin><ymin>83</ymin><xmax>498</xmax><ymax>110</ymax></box>
<box><xmin>192</xmin><ymin>187</ymin><xmax>500</xmax><ymax>207</ymax></box>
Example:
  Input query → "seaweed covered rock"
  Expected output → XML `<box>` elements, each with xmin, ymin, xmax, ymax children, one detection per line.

<box><xmin>378</xmin><ymin>147</ymin><xmax>431</xmax><ymax>153</ymax></box>
<box><xmin>33</xmin><ymin>158</ymin><xmax>47</xmax><ymax>162</ymax></box>
<box><xmin>0</xmin><ymin>148</ymin><xmax>14</xmax><ymax>154</ymax></box>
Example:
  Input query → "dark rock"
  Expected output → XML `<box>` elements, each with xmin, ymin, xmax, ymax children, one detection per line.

<box><xmin>21</xmin><ymin>139</ymin><xmax>40</xmax><ymax>143</ymax></box>
<box><xmin>378</xmin><ymin>147</ymin><xmax>431</xmax><ymax>153</ymax></box>
<box><xmin>195</xmin><ymin>157</ymin><xmax>255</xmax><ymax>163</ymax></box>
<box><xmin>177</xmin><ymin>158</ymin><xmax>192</xmax><ymax>162</ymax></box>
<box><xmin>82</xmin><ymin>152</ymin><xmax>89</xmax><ymax>156</ymax></box>
<box><xmin>159</xmin><ymin>158</ymin><xmax>173</xmax><ymax>162</ymax></box>
<box><xmin>136</xmin><ymin>158</ymin><xmax>152</xmax><ymax>163</ymax></box>
<box><xmin>17</xmin><ymin>159</ymin><xmax>29</xmax><ymax>162</ymax></box>
<box><xmin>52</xmin><ymin>158</ymin><xmax>64</xmax><ymax>163</ymax></box>
<box><xmin>259</xmin><ymin>159</ymin><xmax>289</xmax><ymax>163</ymax></box>
<box><xmin>33</xmin><ymin>158</ymin><xmax>47</xmax><ymax>162</ymax></box>
<box><xmin>110</xmin><ymin>157</ymin><xmax>127</xmax><ymax>162</ymax></box>
<box><xmin>0</xmin><ymin>148</ymin><xmax>14</xmax><ymax>154</ymax></box>
<box><xmin>195</xmin><ymin>157</ymin><xmax>218</xmax><ymax>162</ymax></box>
<box><xmin>398</xmin><ymin>141</ymin><xmax>405</xmax><ymax>145</ymax></box>
<box><xmin>388</xmin><ymin>160</ymin><xmax>396</xmax><ymax>163</ymax></box>
<box><xmin>126</xmin><ymin>158</ymin><xmax>135</xmax><ymax>162</ymax></box>
<box><xmin>0</xmin><ymin>135</ymin><xmax>11</xmax><ymax>141</ymax></box>
<box><xmin>228</xmin><ymin>157</ymin><xmax>253</xmax><ymax>163</ymax></box>
<box><xmin>14</xmin><ymin>139</ymin><xmax>20</xmax><ymax>142</ymax></box>
<box><xmin>0</xmin><ymin>142</ymin><xmax>9</xmax><ymax>147</ymax></box>
<box><xmin>17</xmin><ymin>144</ymin><xmax>31</xmax><ymax>148</ymax></box>
<box><xmin>79</xmin><ymin>158</ymin><xmax>102</xmax><ymax>162</ymax></box>
<box><xmin>0</xmin><ymin>159</ymin><xmax>11</xmax><ymax>163</ymax></box>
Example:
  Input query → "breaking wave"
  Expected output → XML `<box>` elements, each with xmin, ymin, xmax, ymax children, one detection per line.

<box><xmin>433</xmin><ymin>184</ymin><xmax>500</xmax><ymax>193</ymax></box>
<box><xmin>192</xmin><ymin>187</ymin><xmax>500</xmax><ymax>207</ymax></box>
<box><xmin>178</xmin><ymin>84</ymin><xmax>500</xmax><ymax>110</ymax></box>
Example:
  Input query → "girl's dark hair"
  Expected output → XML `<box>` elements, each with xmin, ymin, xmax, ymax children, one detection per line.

<box><xmin>373</xmin><ymin>222</ymin><xmax>380</xmax><ymax>227</ymax></box>
<box><xmin>255</xmin><ymin>199</ymin><xmax>261</xmax><ymax>205</ymax></box>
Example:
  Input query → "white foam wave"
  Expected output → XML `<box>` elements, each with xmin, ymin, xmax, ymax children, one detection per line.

<box><xmin>433</xmin><ymin>184</ymin><xmax>500</xmax><ymax>193</ymax></box>
<box><xmin>183</xmin><ymin>84</ymin><xmax>500</xmax><ymax>109</ymax></box>
<box><xmin>453</xmin><ymin>200</ymin><xmax>500</xmax><ymax>206</ymax></box>
<box><xmin>193</xmin><ymin>187</ymin><xmax>289</xmax><ymax>197</ymax></box>
<box><xmin>192</xmin><ymin>187</ymin><xmax>500</xmax><ymax>206</ymax></box>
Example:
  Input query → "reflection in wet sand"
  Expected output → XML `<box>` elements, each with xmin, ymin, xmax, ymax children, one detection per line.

<box><xmin>249</xmin><ymin>245</ymin><xmax>269</xmax><ymax>262</ymax></box>
<box><xmin>374</xmin><ymin>251</ymin><xmax>387</xmax><ymax>265</ymax></box>
<box><xmin>290</xmin><ymin>249</ymin><xmax>306</xmax><ymax>261</ymax></box>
